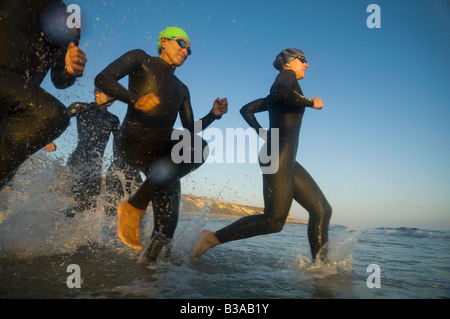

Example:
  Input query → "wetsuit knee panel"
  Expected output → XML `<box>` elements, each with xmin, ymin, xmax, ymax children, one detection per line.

<box><xmin>312</xmin><ymin>202</ymin><xmax>332</xmax><ymax>219</ymax></box>
<box><xmin>8</xmin><ymin>92</ymin><xmax>69</xmax><ymax>134</ymax></box>
<box><xmin>38</xmin><ymin>98</ymin><xmax>71</xmax><ymax>128</ymax></box>
<box><xmin>267</xmin><ymin>217</ymin><xmax>286</xmax><ymax>234</ymax></box>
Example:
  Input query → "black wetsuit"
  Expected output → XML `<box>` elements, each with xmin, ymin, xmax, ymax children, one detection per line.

<box><xmin>0</xmin><ymin>0</ymin><xmax>79</xmax><ymax>190</ymax></box>
<box><xmin>95</xmin><ymin>49</ymin><xmax>220</xmax><ymax>260</ymax></box>
<box><xmin>214</xmin><ymin>69</ymin><xmax>332</xmax><ymax>261</ymax></box>
<box><xmin>65</xmin><ymin>102</ymin><xmax>120</xmax><ymax>211</ymax></box>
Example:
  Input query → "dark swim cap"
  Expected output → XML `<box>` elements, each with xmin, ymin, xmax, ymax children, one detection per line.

<box><xmin>273</xmin><ymin>48</ymin><xmax>306</xmax><ymax>71</ymax></box>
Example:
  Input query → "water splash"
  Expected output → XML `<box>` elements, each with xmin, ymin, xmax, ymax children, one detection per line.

<box><xmin>293</xmin><ymin>230</ymin><xmax>359</xmax><ymax>277</ymax></box>
<box><xmin>137</xmin><ymin>199</ymin><xmax>212</xmax><ymax>264</ymax></box>
<box><xmin>0</xmin><ymin>151</ymin><xmax>127</xmax><ymax>257</ymax></box>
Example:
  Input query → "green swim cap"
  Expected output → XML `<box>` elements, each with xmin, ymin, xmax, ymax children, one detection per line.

<box><xmin>157</xmin><ymin>27</ymin><xmax>190</xmax><ymax>54</ymax></box>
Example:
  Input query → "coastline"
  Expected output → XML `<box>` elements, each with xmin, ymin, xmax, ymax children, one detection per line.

<box><xmin>180</xmin><ymin>194</ymin><xmax>308</xmax><ymax>225</ymax></box>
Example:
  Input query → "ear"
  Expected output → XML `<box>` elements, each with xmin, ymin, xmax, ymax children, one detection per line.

<box><xmin>160</xmin><ymin>37</ymin><xmax>168</xmax><ymax>51</ymax></box>
<box><xmin>282</xmin><ymin>61</ymin><xmax>291</xmax><ymax>70</ymax></box>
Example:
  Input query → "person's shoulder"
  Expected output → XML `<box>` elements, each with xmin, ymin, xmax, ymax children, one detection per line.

<box><xmin>68</xmin><ymin>101</ymin><xmax>90</xmax><ymax>110</ymax></box>
<box><xmin>278</xmin><ymin>69</ymin><xmax>296</xmax><ymax>78</ymax></box>
<box><xmin>69</xmin><ymin>102</ymin><xmax>97</xmax><ymax>116</ymax></box>
<box><xmin>104</xmin><ymin>110</ymin><xmax>120</xmax><ymax>125</ymax></box>
<box><xmin>180</xmin><ymin>82</ymin><xmax>190</xmax><ymax>94</ymax></box>
<box><xmin>123</xmin><ymin>49</ymin><xmax>150</xmax><ymax>59</ymax></box>
<box><xmin>110</xmin><ymin>112</ymin><xmax>120</xmax><ymax>122</ymax></box>
<box><xmin>273</xmin><ymin>69</ymin><xmax>297</xmax><ymax>86</ymax></box>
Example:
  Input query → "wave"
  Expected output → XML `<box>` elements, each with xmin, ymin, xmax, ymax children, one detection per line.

<box><xmin>357</xmin><ymin>226</ymin><xmax>450</xmax><ymax>239</ymax></box>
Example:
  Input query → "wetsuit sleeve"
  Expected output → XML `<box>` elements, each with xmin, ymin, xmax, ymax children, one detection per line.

<box><xmin>50</xmin><ymin>57</ymin><xmax>77</xmax><ymax>89</ymax></box>
<box><xmin>240</xmin><ymin>97</ymin><xmax>269</xmax><ymax>132</ymax></box>
<box><xmin>50</xmin><ymin>36</ymin><xmax>81</xmax><ymax>89</ymax></box>
<box><xmin>271</xmin><ymin>70</ymin><xmax>314</xmax><ymax>107</ymax></box>
<box><xmin>95</xmin><ymin>49</ymin><xmax>145</xmax><ymax>105</ymax></box>
<box><xmin>197</xmin><ymin>111</ymin><xmax>220</xmax><ymax>131</ymax></box>
<box><xmin>179</xmin><ymin>85</ymin><xmax>218</xmax><ymax>133</ymax></box>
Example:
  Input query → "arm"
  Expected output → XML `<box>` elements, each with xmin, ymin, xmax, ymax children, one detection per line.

<box><xmin>51</xmin><ymin>42</ymin><xmax>86</xmax><ymax>89</ymax></box>
<box><xmin>240</xmin><ymin>97</ymin><xmax>269</xmax><ymax>132</ymax></box>
<box><xmin>271</xmin><ymin>70</ymin><xmax>315</xmax><ymax>107</ymax></box>
<box><xmin>51</xmin><ymin>54</ymin><xmax>76</xmax><ymax>89</ymax></box>
<box><xmin>196</xmin><ymin>98</ymin><xmax>228</xmax><ymax>131</ymax></box>
<box><xmin>94</xmin><ymin>49</ymin><xmax>147</xmax><ymax>105</ymax></box>
<box><xmin>179</xmin><ymin>86</ymin><xmax>228</xmax><ymax>133</ymax></box>
<box><xmin>178</xmin><ymin>87</ymin><xmax>196</xmax><ymax>133</ymax></box>
<box><xmin>44</xmin><ymin>101</ymin><xmax>88</xmax><ymax>151</ymax></box>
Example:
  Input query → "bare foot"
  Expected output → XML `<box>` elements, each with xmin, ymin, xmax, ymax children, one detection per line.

<box><xmin>191</xmin><ymin>230</ymin><xmax>220</xmax><ymax>258</ymax></box>
<box><xmin>117</xmin><ymin>200</ymin><xmax>144</xmax><ymax>251</ymax></box>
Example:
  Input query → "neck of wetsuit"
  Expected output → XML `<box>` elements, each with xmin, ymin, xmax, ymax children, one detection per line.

<box><xmin>157</xmin><ymin>56</ymin><xmax>177</xmax><ymax>71</ymax></box>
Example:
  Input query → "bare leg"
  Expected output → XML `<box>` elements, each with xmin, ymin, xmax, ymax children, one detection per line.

<box><xmin>191</xmin><ymin>230</ymin><xmax>220</xmax><ymax>258</ymax></box>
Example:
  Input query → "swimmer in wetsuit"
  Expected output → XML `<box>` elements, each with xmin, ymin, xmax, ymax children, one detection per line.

<box><xmin>0</xmin><ymin>0</ymin><xmax>87</xmax><ymax>190</ymax></box>
<box><xmin>95</xmin><ymin>27</ymin><xmax>228</xmax><ymax>259</ymax></box>
<box><xmin>192</xmin><ymin>49</ymin><xmax>332</xmax><ymax>262</ymax></box>
<box><xmin>45</xmin><ymin>88</ymin><xmax>133</xmax><ymax>215</ymax></box>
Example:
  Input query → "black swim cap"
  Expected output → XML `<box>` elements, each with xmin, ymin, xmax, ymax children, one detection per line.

<box><xmin>273</xmin><ymin>48</ymin><xmax>306</xmax><ymax>71</ymax></box>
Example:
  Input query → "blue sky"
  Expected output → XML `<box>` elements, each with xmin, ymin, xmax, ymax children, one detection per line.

<box><xmin>43</xmin><ymin>0</ymin><xmax>450</xmax><ymax>230</ymax></box>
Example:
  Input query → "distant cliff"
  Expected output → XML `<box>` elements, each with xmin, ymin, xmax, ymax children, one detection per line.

<box><xmin>180</xmin><ymin>194</ymin><xmax>307</xmax><ymax>225</ymax></box>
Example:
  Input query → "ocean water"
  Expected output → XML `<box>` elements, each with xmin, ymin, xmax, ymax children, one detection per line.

<box><xmin>0</xmin><ymin>154</ymin><xmax>449</xmax><ymax>300</ymax></box>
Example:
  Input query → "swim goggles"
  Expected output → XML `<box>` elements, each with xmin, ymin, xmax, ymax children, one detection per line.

<box><xmin>297</xmin><ymin>56</ymin><xmax>307</xmax><ymax>64</ymax></box>
<box><xmin>165</xmin><ymin>37</ymin><xmax>191</xmax><ymax>56</ymax></box>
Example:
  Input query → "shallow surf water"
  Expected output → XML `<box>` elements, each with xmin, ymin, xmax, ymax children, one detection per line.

<box><xmin>0</xmin><ymin>153</ymin><xmax>449</xmax><ymax>299</ymax></box>
<box><xmin>1</xmin><ymin>218</ymin><xmax>448</xmax><ymax>299</ymax></box>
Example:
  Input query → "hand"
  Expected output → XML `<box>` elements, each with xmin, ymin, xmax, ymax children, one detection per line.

<box><xmin>312</xmin><ymin>97</ymin><xmax>323</xmax><ymax>109</ymax></box>
<box><xmin>134</xmin><ymin>93</ymin><xmax>161</xmax><ymax>112</ymax></box>
<box><xmin>212</xmin><ymin>97</ymin><xmax>228</xmax><ymax>117</ymax></box>
<box><xmin>44</xmin><ymin>143</ymin><xmax>57</xmax><ymax>152</ymax></box>
<box><xmin>65</xmin><ymin>43</ymin><xmax>87</xmax><ymax>76</ymax></box>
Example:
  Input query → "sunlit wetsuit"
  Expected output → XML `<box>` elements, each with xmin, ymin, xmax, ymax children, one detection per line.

<box><xmin>65</xmin><ymin>102</ymin><xmax>120</xmax><ymax>211</ymax></box>
<box><xmin>0</xmin><ymin>0</ymin><xmax>79</xmax><ymax>190</ymax></box>
<box><xmin>214</xmin><ymin>69</ymin><xmax>332</xmax><ymax>261</ymax></box>
<box><xmin>95</xmin><ymin>49</ymin><xmax>221</xmax><ymax>260</ymax></box>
